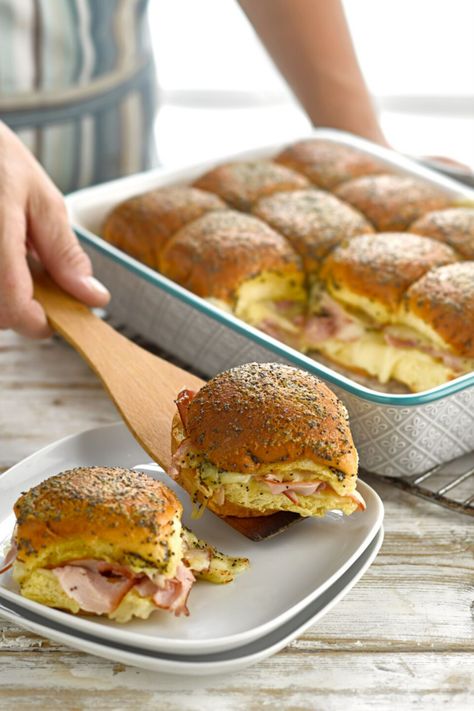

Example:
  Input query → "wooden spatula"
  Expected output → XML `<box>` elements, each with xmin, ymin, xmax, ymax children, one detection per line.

<box><xmin>33</xmin><ymin>270</ymin><xmax>302</xmax><ymax>541</ymax></box>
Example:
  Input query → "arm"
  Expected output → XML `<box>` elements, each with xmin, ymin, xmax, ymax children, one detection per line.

<box><xmin>0</xmin><ymin>122</ymin><xmax>109</xmax><ymax>338</ymax></box>
<box><xmin>238</xmin><ymin>0</ymin><xmax>388</xmax><ymax>145</ymax></box>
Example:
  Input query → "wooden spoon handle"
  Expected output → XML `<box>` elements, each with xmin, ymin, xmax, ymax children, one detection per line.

<box><xmin>32</xmin><ymin>269</ymin><xmax>203</xmax><ymax>473</ymax></box>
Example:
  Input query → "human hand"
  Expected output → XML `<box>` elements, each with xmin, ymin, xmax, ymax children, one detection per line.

<box><xmin>0</xmin><ymin>121</ymin><xmax>110</xmax><ymax>338</ymax></box>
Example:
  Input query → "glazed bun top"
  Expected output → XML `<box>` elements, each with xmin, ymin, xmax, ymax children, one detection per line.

<box><xmin>320</xmin><ymin>232</ymin><xmax>458</xmax><ymax>317</ymax></box>
<box><xmin>159</xmin><ymin>210</ymin><xmax>303</xmax><ymax>302</ymax></box>
<box><xmin>275</xmin><ymin>138</ymin><xmax>387</xmax><ymax>190</ymax></box>
<box><xmin>253</xmin><ymin>188</ymin><xmax>374</xmax><ymax>275</ymax></box>
<box><xmin>186</xmin><ymin>363</ymin><xmax>358</xmax><ymax>476</ymax></box>
<box><xmin>410</xmin><ymin>207</ymin><xmax>474</xmax><ymax>260</ymax></box>
<box><xmin>193</xmin><ymin>160</ymin><xmax>309</xmax><ymax>212</ymax></box>
<box><xmin>102</xmin><ymin>186</ymin><xmax>226</xmax><ymax>269</ymax></box>
<box><xmin>335</xmin><ymin>174</ymin><xmax>451</xmax><ymax>231</ymax></box>
<box><xmin>14</xmin><ymin>467</ymin><xmax>182</xmax><ymax>571</ymax></box>
<box><xmin>402</xmin><ymin>261</ymin><xmax>474</xmax><ymax>357</ymax></box>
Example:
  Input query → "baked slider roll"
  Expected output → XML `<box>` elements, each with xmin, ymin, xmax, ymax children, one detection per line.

<box><xmin>159</xmin><ymin>211</ymin><xmax>307</xmax><ymax>348</ymax></box>
<box><xmin>170</xmin><ymin>363</ymin><xmax>366</xmax><ymax>519</ymax></box>
<box><xmin>334</xmin><ymin>174</ymin><xmax>451</xmax><ymax>232</ymax></box>
<box><xmin>275</xmin><ymin>138</ymin><xmax>387</xmax><ymax>190</ymax></box>
<box><xmin>307</xmin><ymin>233</ymin><xmax>458</xmax><ymax>391</ymax></box>
<box><xmin>102</xmin><ymin>186</ymin><xmax>226</xmax><ymax>269</ymax></box>
<box><xmin>392</xmin><ymin>261</ymin><xmax>474</xmax><ymax>382</ymax></box>
<box><xmin>3</xmin><ymin>467</ymin><xmax>248</xmax><ymax>622</ymax></box>
<box><xmin>410</xmin><ymin>207</ymin><xmax>474</xmax><ymax>260</ymax></box>
<box><xmin>192</xmin><ymin>160</ymin><xmax>310</xmax><ymax>212</ymax></box>
<box><xmin>253</xmin><ymin>188</ymin><xmax>374</xmax><ymax>278</ymax></box>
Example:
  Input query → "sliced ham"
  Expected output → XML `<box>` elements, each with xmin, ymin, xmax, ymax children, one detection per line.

<box><xmin>151</xmin><ymin>564</ymin><xmax>195</xmax><ymax>616</ymax></box>
<box><xmin>349</xmin><ymin>489</ymin><xmax>366</xmax><ymax>511</ymax></box>
<box><xmin>53</xmin><ymin>565</ymin><xmax>135</xmax><ymax>614</ymax></box>
<box><xmin>384</xmin><ymin>333</ymin><xmax>466</xmax><ymax>372</ymax></box>
<box><xmin>305</xmin><ymin>294</ymin><xmax>366</xmax><ymax>347</ymax></box>
<box><xmin>175</xmin><ymin>389</ymin><xmax>196</xmax><ymax>432</ymax></box>
<box><xmin>169</xmin><ymin>437</ymin><xmax>194</xmax><ymax>480</ymax></box>
<box><xmin>53</xmin><ymin>557</ymin><xmax>197</xmax><ymax>617</ymax></box>
<box><xmin>261</xmin><ymin>477</ymin><xmax>326</xmax><ymax>497</ymax></box>
<box><xmin>261</xmin><ymin>476</ymin><xmax>366</xmax><ymax>511</ymax></box>
<box><xmin>0</xmin><ymin>540</ymin><xmax>18</xmax><ymax>574</ymax></box>
<box><xmin>63</xmin><ymin>559</ymin><xmax>136</xmax><ymax>579</ymax></box>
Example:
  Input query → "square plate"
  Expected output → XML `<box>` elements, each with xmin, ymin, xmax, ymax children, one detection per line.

<box><xmin>0</xmin><ymin>527</ymin><xmax>383</xmax><ymax>675</ymax></box>
<box><xmin>0</xmin><ymin>422</ymin><xmax>384</xmax><ymax>655</ymax></box>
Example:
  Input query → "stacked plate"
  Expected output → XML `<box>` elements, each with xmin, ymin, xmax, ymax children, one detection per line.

<box><xmin>0</xmin><ymin>423</ymin><xmax>384</xmax><ymax>675</ymax></box>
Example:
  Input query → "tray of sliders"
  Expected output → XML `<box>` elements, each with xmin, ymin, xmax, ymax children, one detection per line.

<box><xmin>66</xmin><ymin>129</ymin><xmax>474</xmax><ymax>480</ymax></box>
<box><xmin>0</xmin><ymin>363</ymin><xmax>384</xmax><ymax>672</ymax></box>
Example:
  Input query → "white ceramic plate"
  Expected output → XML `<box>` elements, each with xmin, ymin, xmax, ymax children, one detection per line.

<box><xmin>0</xmin><ymin>423</ymin><xmax>384</xmax><ymax>655</ymax></box>
<box><xmin>0</xmin><ymin>527</ymin><xmax>383</xmax><ymax>675</ymax></box>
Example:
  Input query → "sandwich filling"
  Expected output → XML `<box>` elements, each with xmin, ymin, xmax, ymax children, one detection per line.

<box><xmin>303</xmin><ymin>287</ymin><xmax>473</xmax><ymax>392</ymax></box>
<box><xmin>207</xmin><ymin>271</ymin><xmax>306</xmax><ymax>350</ymax></box>
<box><xmin>172</xmin><ymin>390</ymin><xmax>365</xmax><ymax>517</ymax></box>
<box><xmin>1</xmin><ymin>525</ymin><xmax>248</xmax><ymax>622</ymax></box>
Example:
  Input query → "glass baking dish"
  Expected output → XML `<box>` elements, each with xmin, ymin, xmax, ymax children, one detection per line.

<box><xmin>67</xmin><ymin>129</ymin><xmax>474</xmax><ymax>477</ymax></box>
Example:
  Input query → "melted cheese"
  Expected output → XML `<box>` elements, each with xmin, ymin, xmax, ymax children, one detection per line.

<box><xmin>317</xmin><ymin>332</ymin><xmax>454</xmax><ymax>392</ymax></box>
<box><xmin>235</xmin><ymin>271</ymin><xmax>305</xmax><ymax>326</ymax></box>
<box><xmin>186</xmin><ymin>457</ymin><xmax>359</xmax><ymax>518</ymax></box>
<box><xmin>326</xmin><ymin>283</ymin><xmax>392</xmax><ymax>324</ymax></box>
<box><xmin>198</xmin><ymin>458</ymin><xmax>356</xmax><ymax>497</ymax></box>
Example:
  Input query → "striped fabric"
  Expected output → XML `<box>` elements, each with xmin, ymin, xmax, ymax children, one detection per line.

<box><xmin>0</xmin><ymin>0</ymin><xmax>157</xmax><ymax>193</ymax></box>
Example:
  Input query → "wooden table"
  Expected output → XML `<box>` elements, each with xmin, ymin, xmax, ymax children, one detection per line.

<box><xmin>0</xmin><ymin>329</ymin><xmax>473</xmax><ymax>710</ymax></box>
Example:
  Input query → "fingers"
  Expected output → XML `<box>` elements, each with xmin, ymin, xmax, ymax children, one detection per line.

<box><xmin>0</xmin><ymin>207</ymin><xmax>52</xmax><ymax>338</ymax></box>
<box><xmin>27</xmin><ymin>184</ymin><xmax>110</xmax><ymax>308</ymax></box>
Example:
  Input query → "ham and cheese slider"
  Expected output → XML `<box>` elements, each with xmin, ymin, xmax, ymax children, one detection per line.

<box><xmin>410</xmin><ymin>207</ymin><xmax>474</xmax><ymax>260</ymax></box>
<box><xmin>307</xmin><ymin>233</ymin><xmax>459</xmax><ymax>391</ymax></box>
<box><xmin>159</xmin><ymin>211</ymin><xmax>306</xmax><ymax>348</ymax></box>
<box><xmin>170</xmin><ymin>363</ymin><xmax>365</xmax><ymax>519</ymax></box>
<box><xmin>275</xmin><ymin>138</ymin><xmax>387</xmax><ymax>190</ymax></box>
<box><xmin>334</xmin><ymin>174</ymin><xmax>451</xmax><ymax>232</ymax></box>
<box><xmin>393</xmin><ymin>261</ymin><xmax>474</xmax><ymax>382</ymax></box>
<box><xmin>2</xmin><ymin>467</ymin><xmax>247</xmax><ymax>622</ymax></box>
<box><xmin>102</xmin><ymin>186</ymin><xmax>226</xmax><ymax>269</ymax></box>
<box><xmin>193</xmin><ymin>159</ymin><xmax>309</xmax><ymax>212</ymax></box>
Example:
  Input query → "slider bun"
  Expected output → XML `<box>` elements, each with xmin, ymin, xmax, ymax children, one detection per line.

<box><xmin>275</xmin><ymin>138</ymin><xmax>387</xmax><ymax>190</ymax></box>
<box><xmin>185</xmin><ymin>362</ymin><xmax>358</xmax><ymax>477</ymax></box>
<box><xmin>102</xmin><ymin>186</ymin><xmax>225</xmax><ymax>268</ymax></box>
<box><xmin>253</xmin><ymin>188</ymin><xmax>374</xmax><ymax>275</ymax></box>
<box><xmin>410</xmin><ymin>207</ymin><xmax>474</xmax><ymax>260</ymax></box>
<box><xmin>401</xmin><ymin>261</ymin><xmax>474</xmax><ymax>357</ymax></box>
<box><xmin>320</xmin><ymin>232</ymin><xmax>458</xmax><ymax>323</ymax></box>
<box><xmin>335</xmin><ymin>174</ymin><xmax>451</xmax><ymax>231</ymax></box>
<box><xmin>192</xmin><ymin>160</ymin><xmax>309</xmax><ymax>211</ymax></box>
<box><xmin>159</xmin><ymin>211</ymin><xmax>303</xmax><ymax>303</ymax></box>
<box><xmin>14</xmin><ymin>467</ymin><xmax>182</xmax><ymax>575</ymax></box>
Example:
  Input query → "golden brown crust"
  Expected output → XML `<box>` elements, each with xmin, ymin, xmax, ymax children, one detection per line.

<box><xmin>159</xmin><ymin>210</ymin><xmax>303</xmax><ymax>302</ymax></box>
<box><xmin>184</xmin><ymin>363</ymin><xmax>357</xmax><ymax>476</ymax></box>
<box><xmin>253</xmin><ymin>188</ymin><xmax>374</xmax><ymax>275</ymax></box>
<box><xmin>14</xmin><ymin>467</ymin><xmax>181</xmax><ymax>567</ymax></box>
<box><xmin>320</xmin><ymin>232</ymin><xmax>458</xmax><ymax>313</ymax></box>
<box><xmin>102</xmin><ymin>186</ymin><xmax>226</xmax><ymax>268</ymax></box>
<box><xmin>334</xmin><ymin>175</ymin><xmax>451</xmax><ymax>231</ymax></box>
<box><xmin>402</xmin><ymin>262</ymin><xmax>474</xmax><ymax>357</ymax></box>
<box><xmin>410</xmin><ymin>208</ymin><xmax>474</xmax><ymax>260</ymax></box>
<box><xmin>275</xmin><ymin>139</ymin><xmax>387</xmax><ymax>190</ymax></box>
<box><xmin>192</xmin><ymin>160</ymin><xmax>309</xmax><ymax>211</ymax></box>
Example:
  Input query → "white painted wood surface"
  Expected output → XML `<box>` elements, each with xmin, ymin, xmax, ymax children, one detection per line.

<box><xmin>0</xmin><ymin>329</ymin><xmax>473</xmax><ymax>710</ymax></box>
